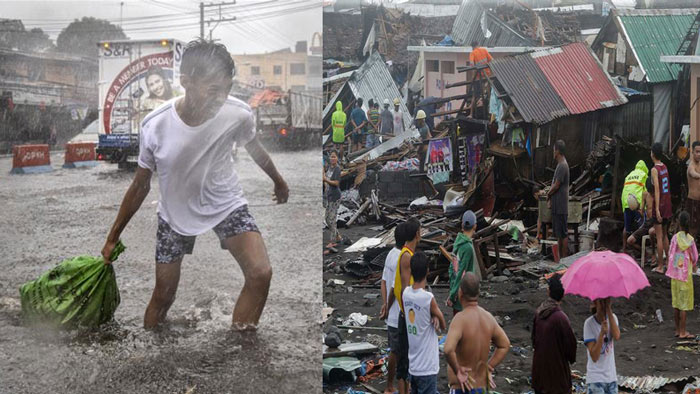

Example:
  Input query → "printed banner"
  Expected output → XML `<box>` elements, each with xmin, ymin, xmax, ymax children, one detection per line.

<box><xmin>425</xmin><ymin>137</ymin><xmax>453</xmax><ymax>184</ymax></box>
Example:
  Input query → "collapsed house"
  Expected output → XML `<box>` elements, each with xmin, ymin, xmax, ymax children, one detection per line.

<box><xmin>591</xmin><ymin>8</ymin><xmax>700</xmax><ymax>149</ymax></box>
<box><xmin>322</xmin><ymin>50</ymin><xmax>413</xmax><ymax>140</ymax></box>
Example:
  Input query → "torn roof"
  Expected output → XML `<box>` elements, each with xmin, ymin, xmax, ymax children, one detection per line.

<box><xmin>451</xmin><ymin>0</ymin><xmax>533</xmax><ymax>47</ymax></box>
<box><xmin>490</xmin><ymin>42</ymin><xmax>628</xmax><ymax>124</ymax></box>
<box><xmin>595</xmin><ymin>8</ymin><xmax>699</xmax><ymax>83</ymax></box>
<box><xmin>323</xmin><ymin>51</ymin><xmax>412</xmax><ymax>131</ymax></box>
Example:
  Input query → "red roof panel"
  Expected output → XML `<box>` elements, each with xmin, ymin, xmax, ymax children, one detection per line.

<box><xmin>531</xmin><ymin>43</ymin><xmax>627</xmax><ymax>116</ymax></box>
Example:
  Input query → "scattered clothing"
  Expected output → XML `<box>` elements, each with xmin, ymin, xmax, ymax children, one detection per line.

<box><xmin>583</xmin><ymin>314</ymin><xmax>619</xmax><ymax>385</ymax></box>
<box><xmin>531</xmin><ymin>298</ymin><xmax>577</xmax><ymax>394</ymax></box>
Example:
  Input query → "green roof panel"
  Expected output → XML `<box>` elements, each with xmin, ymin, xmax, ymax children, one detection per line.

<box><xmin>619</xmin><ymin>10</ymin><xmax>698</xmax><ymax>83</ymax></box>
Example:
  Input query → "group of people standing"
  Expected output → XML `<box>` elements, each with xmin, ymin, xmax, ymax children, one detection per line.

<box><xmin>621</xmin><ymin>141</ymin><xmax>699</xmax><ymax>340</ymax></box>
<box><xmin>379</xmin><ymin>216</ymin><xmax>510</xmax><ymax>394</ymax></box>
<box><xmin>331</xmin><ymin>97</ymin><xmax>406</xmax><ymax>159</ymax></box>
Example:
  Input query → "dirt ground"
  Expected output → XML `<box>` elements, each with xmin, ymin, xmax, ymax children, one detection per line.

<box><xmin>323</xmin><ymin>224</ymin><xmax>700</xmax><ymax>393</ymax></box>
<box><xmin>0</xmin><ymin>149</ymin><xmax>322</xmax><ymax>394</ymax></box>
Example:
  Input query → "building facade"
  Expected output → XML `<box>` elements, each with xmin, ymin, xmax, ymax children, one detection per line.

<box><xmin>232</xmin><ymin>41</ymin><xmax>321</xmax><ymax>93</ymax></box>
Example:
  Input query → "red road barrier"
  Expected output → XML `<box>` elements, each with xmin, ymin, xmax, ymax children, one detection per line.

<box><xmin>11</xmin><ymin>144</ymin><xmax>52</xmax><ymax>174</ymax></box>
<box><xmin>64</xmin><ymin>142</ymin><xmax>96</xmax><ymax>164</ymax></box>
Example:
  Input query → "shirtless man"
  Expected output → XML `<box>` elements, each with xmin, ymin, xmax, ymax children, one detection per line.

<box><xmin>444</xmin><ymin>273</ymin><xmax>510</xmax><ymax>393</ymax></box>
<box><xmin>686</xmin><ymin>141</ymin><xmax>700</xmax><ymax>240</ymax></box>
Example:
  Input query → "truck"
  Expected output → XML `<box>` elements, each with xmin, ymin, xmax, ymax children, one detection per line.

<box><xmin>96</xmin><ymin>39</ymin><xmax>184</xmax><ymax>168</ymax></box>
<box><xmin>253</xmin><ymin>89</ymin><xmax>322</xmax><ymax>150</ymax></box>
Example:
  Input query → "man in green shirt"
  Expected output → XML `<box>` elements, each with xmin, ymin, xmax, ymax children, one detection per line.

<box><xmin>367</xmin><ymin>101</ymin><xmax>381</xmax><ymax>148</ymax></box>
<box><xmin>448</xmin><ymin>210</ymin><xmax>480</xmax><ymax>316</ymax></box>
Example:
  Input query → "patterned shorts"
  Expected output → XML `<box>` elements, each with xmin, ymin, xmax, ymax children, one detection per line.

<box><xmin>156</xmin><ymin>205</ymin><xmax>259</xmax><ymax>264</ymax></box>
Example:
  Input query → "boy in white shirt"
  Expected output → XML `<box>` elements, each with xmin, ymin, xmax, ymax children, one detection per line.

<box><xmin>101</xmin><ymin>39</ymin><xmax>289</xmax><ymax>331</ymax></box>
<box><xmin>402</xmin><ymin>252</ymin><xmax>446</xmax><ymax>394</ymax></box>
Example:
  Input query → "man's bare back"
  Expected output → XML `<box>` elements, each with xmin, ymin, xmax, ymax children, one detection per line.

<box><xmin>688</xmin><ymin>158</ymin><xmax>700</xmax><ymax>200</ymax></box>
<box><xmin>444</xmin><ymin>273</ymin><xmax>510</xmax><ymax>391</ymax></box>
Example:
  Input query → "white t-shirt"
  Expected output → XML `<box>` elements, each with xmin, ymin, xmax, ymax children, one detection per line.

<box><xmin>583</xmin><ymin>314</ymin><xmax>619</xmax><ymax>384</ymax></box>
<box><xmin>138</xmin><ymin>96</ymin><xmax>256</xmax><ymax>236</ymax></box>
<box><xmin>403</xmin><ymin>287</ymin><xmax>439</xmax><ymax>376</ymax></box>
<box><xmin>381</xmin><ymin>247</ymin><xmax>401</xmax><ymax>328</ymax></box>
<box><xmin>392</xmin><ymin>109</ymin><xmax>404</xmax><ymax>134</ymax></box>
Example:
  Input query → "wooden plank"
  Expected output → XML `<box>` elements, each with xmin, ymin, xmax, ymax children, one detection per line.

<box><xmin>346</xmin><ymin>199</ymin><xmax>371</xmax><ymax>226</ymax></box>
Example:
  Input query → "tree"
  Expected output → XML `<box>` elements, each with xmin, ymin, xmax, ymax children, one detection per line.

<box><xmin>0</xmin><ymin>20</ymin><xmax>55</xmax><ymax>52</ymax></box>
<box><xmin>57</xmin><ymin>17</ymin><xmax>127</xmax><ymax>58</ymax></box>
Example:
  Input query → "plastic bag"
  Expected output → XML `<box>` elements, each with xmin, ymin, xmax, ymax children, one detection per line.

<box><xmin>19</xmin><ymin>241</ymin><xmax>125</xmax><ymax>328</ymax></box>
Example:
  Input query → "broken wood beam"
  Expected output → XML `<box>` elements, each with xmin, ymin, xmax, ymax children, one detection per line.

<box><xmin>346</xmin><ymin>199</ymin><xmax>371</xmax><ymax>226</ymax></box>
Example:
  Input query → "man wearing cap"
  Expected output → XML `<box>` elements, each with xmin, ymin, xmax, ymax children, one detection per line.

<box><xmin>380</xmin><ymin>98</ymin><xmax>394</xmax><ymax>141</ymax></box>
<box><xmin>393</xmin><ymin>98</ymin><xmax>404</xmax><ymax>135</ymax></box>
<box><xmin>449</xmin><ymin>210</ymin><xmax>480</xmax><ymax>316</ymax></box>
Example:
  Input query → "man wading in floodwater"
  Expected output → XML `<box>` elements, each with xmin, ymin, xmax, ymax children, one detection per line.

<box><xmin>101</xmin><ymin>39</ymin><xmax>289</xmax><ymax>330</ymax></box>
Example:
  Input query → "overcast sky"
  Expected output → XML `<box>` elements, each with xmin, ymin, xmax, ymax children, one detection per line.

<box><xmin>0</xmin><ymin>0</ymin><xmax>322</xmax><ymax>54</ymax></box>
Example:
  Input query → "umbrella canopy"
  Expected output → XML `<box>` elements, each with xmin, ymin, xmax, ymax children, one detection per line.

<box><xmin>561</xmin><ymin>250</ymin><xmax>650</xmax><ymax>300</ymax></box>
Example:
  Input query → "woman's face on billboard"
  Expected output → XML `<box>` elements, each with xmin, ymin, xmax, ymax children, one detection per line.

<box><xmin>147</xmin><ymin>74</ymin><xmax>166</xmax><ymax>98</ymax></box>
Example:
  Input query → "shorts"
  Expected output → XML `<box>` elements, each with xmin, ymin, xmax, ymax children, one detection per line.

<box><xmin>410</xmin><ymin>374</ymin><xmax>437</xmax><ymax>394</ymax></box>
<box><xmin>351</xmin><ymin>131</ymin><xmax>364</xmax><ymax>145</ymax></box>
<box><xmin>450</xmin><ymin>389</ymin><xmax>484</xmax><ymax>394</ymax></box>
<box><xmin>366</xmin><ymin>133</ymin><xmax>380</xmax><ymax>148</ymax></box>
<box><xmin>387</xmin><ymin>325</ymin><xmax>400</xmax><ymax>353</ymax></box>
<box><xmin>587</xmin><ymin>381</ymin><xmax>618</xmax><ymax>394</ymax></box>
<box><xmin>630</xmin><ymin>219</ymin><xmax>653</xmax><ymax>242</ymax></box>
<box><xmin>155</xmin><ymin>205</ymin><xmax>259</xmax><ymax>264</ymax></box>
<box><xmin>623</xmin><ymin>209</ymin><xmax>643</xmax><ymax>233</ymax></box>
<box><xmin>672</xmin><ymin>270</ymin><xmax>694</xmax><ymax>311</ymax></box>
<box><xmin>552</xmin><ymin>213</ymin><xmax>568</xmax><ymax>239</ymax></box>
<box><xmin>397</xmin><ymin>312</ymin><xmax>410</xmax><ymax>380</ymax></box>
<box><xmin>686</xmin><ymin>198</ymin><xmax>700</xmax><ymax>235</ymax></box>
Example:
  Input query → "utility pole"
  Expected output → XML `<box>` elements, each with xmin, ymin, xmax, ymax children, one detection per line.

<box><xmin>199</xmin><ymin>1</ymin><xmax>237</xmax><ymax>40</ymax></box>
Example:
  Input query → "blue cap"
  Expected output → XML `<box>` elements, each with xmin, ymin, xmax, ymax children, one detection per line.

<box><xmin>462</xmin><ymin>210</ymin><xmax>476</xmax><ymax>229</ymax></box>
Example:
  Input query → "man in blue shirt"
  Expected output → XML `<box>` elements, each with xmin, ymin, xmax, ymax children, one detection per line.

<box><xmin>350</xmin><ymin>98</ymin><xmax>367</xmax><ymax>153</ymax></box>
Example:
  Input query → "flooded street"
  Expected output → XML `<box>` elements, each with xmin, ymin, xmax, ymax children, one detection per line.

<box><xmin>0</xmin><ymin>149</ymin><xmax>322</xmax><ymax>393</ymax></box>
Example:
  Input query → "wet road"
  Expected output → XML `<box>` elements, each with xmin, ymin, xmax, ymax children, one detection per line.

<box><xmin>0</xmin><ymin>149</ymin><xmax>322</xmax><ymax>393</ymax></box>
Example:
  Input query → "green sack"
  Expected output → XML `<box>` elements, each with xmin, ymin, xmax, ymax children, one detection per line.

<box><xmin>19</xmin><ymin>241</ymin><xmax>125</xmax><ymax>328</ymax></box>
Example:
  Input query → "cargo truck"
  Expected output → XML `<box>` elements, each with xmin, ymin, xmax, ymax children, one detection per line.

<box><xmin>96</xmin><ymin>39</ymin><xmax>184</xmax><ymax>168</ymax></box>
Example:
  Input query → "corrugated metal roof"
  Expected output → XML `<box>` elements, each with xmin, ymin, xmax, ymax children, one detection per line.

<box><xmin>617</xmin><ymin>8</ymin><xmax>699</xmax><ymax>83</ymax></box>
<box><xmin>490</xmin><ymin>43</ymin><xmax>627</xmax><ymax>124</ymax></box>
<box><xmin>451</xmin><ymin>0</ymin><xmax>533</xmax><ymax>47</ymax></box>
<box><xmin>490</xmin><ymin>51</ymin><xmax>568</xmax><ymax>124</ymax></box>
<box><xmin>533</xmin><ymin>43</ymin><xmax>627</xmax><ymax>114</ymax></box>
<box><xmin>322</xmin><ymin>51</ymin><xmax>412</xmax><ymax>130</ymax></box>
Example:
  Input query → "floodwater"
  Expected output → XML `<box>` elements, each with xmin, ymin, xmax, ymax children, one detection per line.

<box><xmin>0</xmin><ymin>149</ymin><xmax>322</xmax><ymax>393</ymax></box>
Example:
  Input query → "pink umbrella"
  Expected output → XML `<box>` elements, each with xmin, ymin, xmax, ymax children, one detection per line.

<box><xmin>561</xmin><ymin>250</ymin><xmax>650</xmax><ymax>300</ymax></box>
